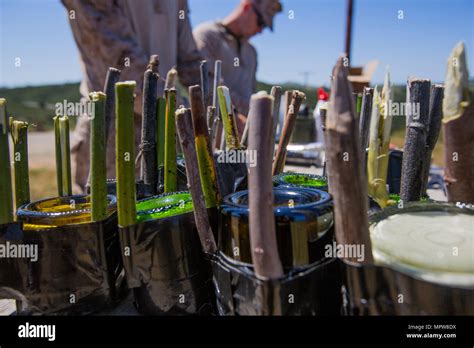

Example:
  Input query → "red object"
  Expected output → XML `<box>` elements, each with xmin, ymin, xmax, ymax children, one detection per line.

<box><xmin>318</xmin><ymin>88</ymin><xmax>329</xmax><ymax>101</ymax></box>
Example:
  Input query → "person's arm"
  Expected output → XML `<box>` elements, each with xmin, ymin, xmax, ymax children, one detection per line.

<box><xmin>230</xmin><ymin>46</ymin><xmax>257</xmax><ymax>116</ymax></box>
<box><xmin>176</xmin><ymin>0</ymin><xmax>203</xmax><ymax>88</ymax></box>
<box><xmin>194</xmin><ymin>26</ymin><xmax>251</xmax><ymax>116</ymax></box>
<box><xmin>62</xmin><ymin>0</ymin><xmax>148</xmax><ymax>114</ymax></box>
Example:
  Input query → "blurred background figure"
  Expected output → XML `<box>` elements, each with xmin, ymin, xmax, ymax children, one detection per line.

<box><xmin>313</xmin><ymin>87</ymin><xmax>330</xmax><ymax>144</ymax></box>
<box><xmin>61</xmin><ymin>0</ymin><xmax>203</xmax><ymax>192</ymax></box>
<box><xmin>193</xmin><ymin>0</ymin><xmax>282</xmax><ymax>132</ymax></box>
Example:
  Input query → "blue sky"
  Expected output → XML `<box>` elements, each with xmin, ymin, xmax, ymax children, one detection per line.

<box><xmin>0</xmin><ymin>0</ymin><xmax>473</xmax><ymax>88</ymax></box>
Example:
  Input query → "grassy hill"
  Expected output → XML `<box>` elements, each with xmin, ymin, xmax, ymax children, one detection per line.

<box><xmin>0</xmin><ymin>83</ymin><xmax>81</xmax><ymax>131</ymax></box>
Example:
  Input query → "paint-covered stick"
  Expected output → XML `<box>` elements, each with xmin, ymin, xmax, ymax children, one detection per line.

<box><xmin>164</xmin><ymin>88</ymin><xmax>177</xmax><ymax>193</ymax></box>
<box><xmin>115</xmin><ymin>81</ymin><xmax>137</xmax><ymax>227</ymax></box>
<box><xmin>217</xmin><ymin>86</ymin><xmax>240</xmax><ymax>150</ymax></box>
<box><xmin>176</xmin><ymin>107</ymin><xmax>217</xmax><ymax>253</ymax></box>
<box><xmin>189</xmin><ymin>85</ymin><xmax>220</xmax><ymax>208</ymax></box>
<box><xmin>442</xmin><ymin>42</ymin><xmax>474</xmax><ymax>203</ymax></box>
<box><xmin>325</xmin><ymin>57</ymin><xmax>373</xmax><ymax>264</ymax></box>
<box><xmin>248</xmin><ymin>92</ymin><xmax>283</xmax><ymax>279</ymax></box>
<box><xmin>90</xmin><ymin>92</ymin><xmax>108</xmax><ymax>221</ymax></box>
<box><xmin>140</xmin><ymin>69</ymin><xmax>159</xmax><ymax>192</ymax></box>
<box><xmin>10</xmin><ymin>119</ymin><xmax>30</xmax><ymax>208</ymax></box>
<box><xmin>272</xmin><ymin>91</ymin><xmax>305</xmax><ymax>175</ymax></box>
<box><xmin>0</xmin><ymin>99</ymin><xmax>14</xmax><ymax>224</ymax></box>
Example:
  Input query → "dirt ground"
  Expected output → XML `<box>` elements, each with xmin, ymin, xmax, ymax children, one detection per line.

<box><xmin>27</xmin><ymin>131</ymin><xmax>60</xmax><ymax>200</ymax></box>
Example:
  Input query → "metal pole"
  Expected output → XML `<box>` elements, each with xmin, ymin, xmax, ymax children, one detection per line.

<box><xmin>344</xmin><ymin>0</ymin><xmax>354</xmax><ymax>64</ymax></box>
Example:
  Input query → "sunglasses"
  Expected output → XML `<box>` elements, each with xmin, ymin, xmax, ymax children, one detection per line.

<box><xmin>252</xmin><ymin>5</ymin><xmax>266</xmax><ymax>29</ymax></box>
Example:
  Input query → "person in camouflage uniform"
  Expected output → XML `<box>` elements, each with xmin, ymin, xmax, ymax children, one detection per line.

<box><xmin>193</xmin><ymin>0</ymin><xmax>282</xmax><ymax>129</ymax></box>
<box><xmin>61</xmin><ymin>0</ymin><xmax>202</xmax><ymax>192</ymax></box>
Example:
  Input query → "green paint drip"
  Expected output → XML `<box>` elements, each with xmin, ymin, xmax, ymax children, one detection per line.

<box><xmin>387</xmin><ymin>194</ymin><xmax>429</xmax><ymax>206</ymax></box>
<box><xmin>387</xmin><ymin>194</ymin><xmax>400</xmax><ymax>206</ymax></box>
<box><xmin>282</xmin><ymin>174</ymin><xmax>327</xmax><ymax>188</ymax></box>
<box><xmin>136</xmin><ymin>192</ymin><xmax>193</xmax><ymax>222</ymax></box>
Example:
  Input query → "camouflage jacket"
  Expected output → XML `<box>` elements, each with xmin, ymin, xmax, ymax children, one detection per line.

<box><xmin>62</xmin><ymin>0</ymin><xmax>202</xmax><ymax>110</ymax></box>
<box><xmin>61</xmin><ymin>0</ymin><xmax>202</xmax><ymax>190</ymax></box>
